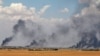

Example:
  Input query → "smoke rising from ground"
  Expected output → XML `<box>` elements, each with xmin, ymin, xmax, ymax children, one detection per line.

<box><xmin>2</xmin><ymin>19</ymin><xmax>80</xmax><ymax>48</ymax></box>
<box><xmin>1</xmin><ymin>0</ymin><xmax>100</xmax><ymax>48</ymax></box>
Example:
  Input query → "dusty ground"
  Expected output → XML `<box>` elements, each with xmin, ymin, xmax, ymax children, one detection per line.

<box><xmin>0</xmin><ymin>49</ymin><xmax>99</xmax><ymax>56</ymax></box>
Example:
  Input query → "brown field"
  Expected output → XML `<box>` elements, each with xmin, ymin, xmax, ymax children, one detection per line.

<box><xmin>0</xmin><ymin>49</ymin><xmax>100</xmax><ymax>56</ymax></box>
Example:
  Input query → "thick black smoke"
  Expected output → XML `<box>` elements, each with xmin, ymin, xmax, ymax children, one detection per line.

<box><xmin>1</xmin><ymin>37</ymin><xmax>13</xmax><ymax>46</ymax></box>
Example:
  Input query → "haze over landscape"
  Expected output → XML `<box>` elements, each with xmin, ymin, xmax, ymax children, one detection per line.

<box><xmin>0</xmin><ymin>0</ymin><xmax>100</xmax><ymax>48</ymax></box>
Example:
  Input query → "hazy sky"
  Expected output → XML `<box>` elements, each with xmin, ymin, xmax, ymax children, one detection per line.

<box><xmin>1</xmin><ymin>0</ymin><xmax>100</xmax><ymax>48</ymax></box>
<box><xmin>0</xmin><ymin>0</ymin><xmax>80</xmax><ymax>46</ymax></box>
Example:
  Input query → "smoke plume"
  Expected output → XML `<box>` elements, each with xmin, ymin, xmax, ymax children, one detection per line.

<box><xmin>2</xmin><ymin>0</ymin><xmax>100</xmax><ymax>48</ymax></box>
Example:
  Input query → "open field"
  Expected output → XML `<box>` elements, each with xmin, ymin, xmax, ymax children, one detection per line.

<box><xmin>0</xmin><ymin>49</ymin><xmax>100</xmax><ymax>56</ymax></box>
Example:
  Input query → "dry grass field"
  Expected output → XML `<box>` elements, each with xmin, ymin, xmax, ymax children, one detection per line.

<box><xmin>0</xmin><ymin>49</ymin><xmax>99</xmax><ymax>56</ymax></box>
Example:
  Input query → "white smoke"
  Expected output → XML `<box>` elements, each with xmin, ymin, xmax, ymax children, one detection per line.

<box><xmin>1</xmin><ymin>0</ymin><xmax>100</xmax><ymax>48</ymax></box>
<box><xmin>3</xmin><ymin>18</ymin><xmax>80</xmax><ymax>48</ymax></box>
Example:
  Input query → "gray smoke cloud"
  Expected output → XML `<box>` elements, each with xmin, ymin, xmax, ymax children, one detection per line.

<box><xmin>2</xmin><ymin>19</ymin><xmax>80</xmax><ymax>48</ymax></box>
<box><xmin>2</xmin><ymin>0</ymin><xmax>100</xmax><ymax>48</ymax></box>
